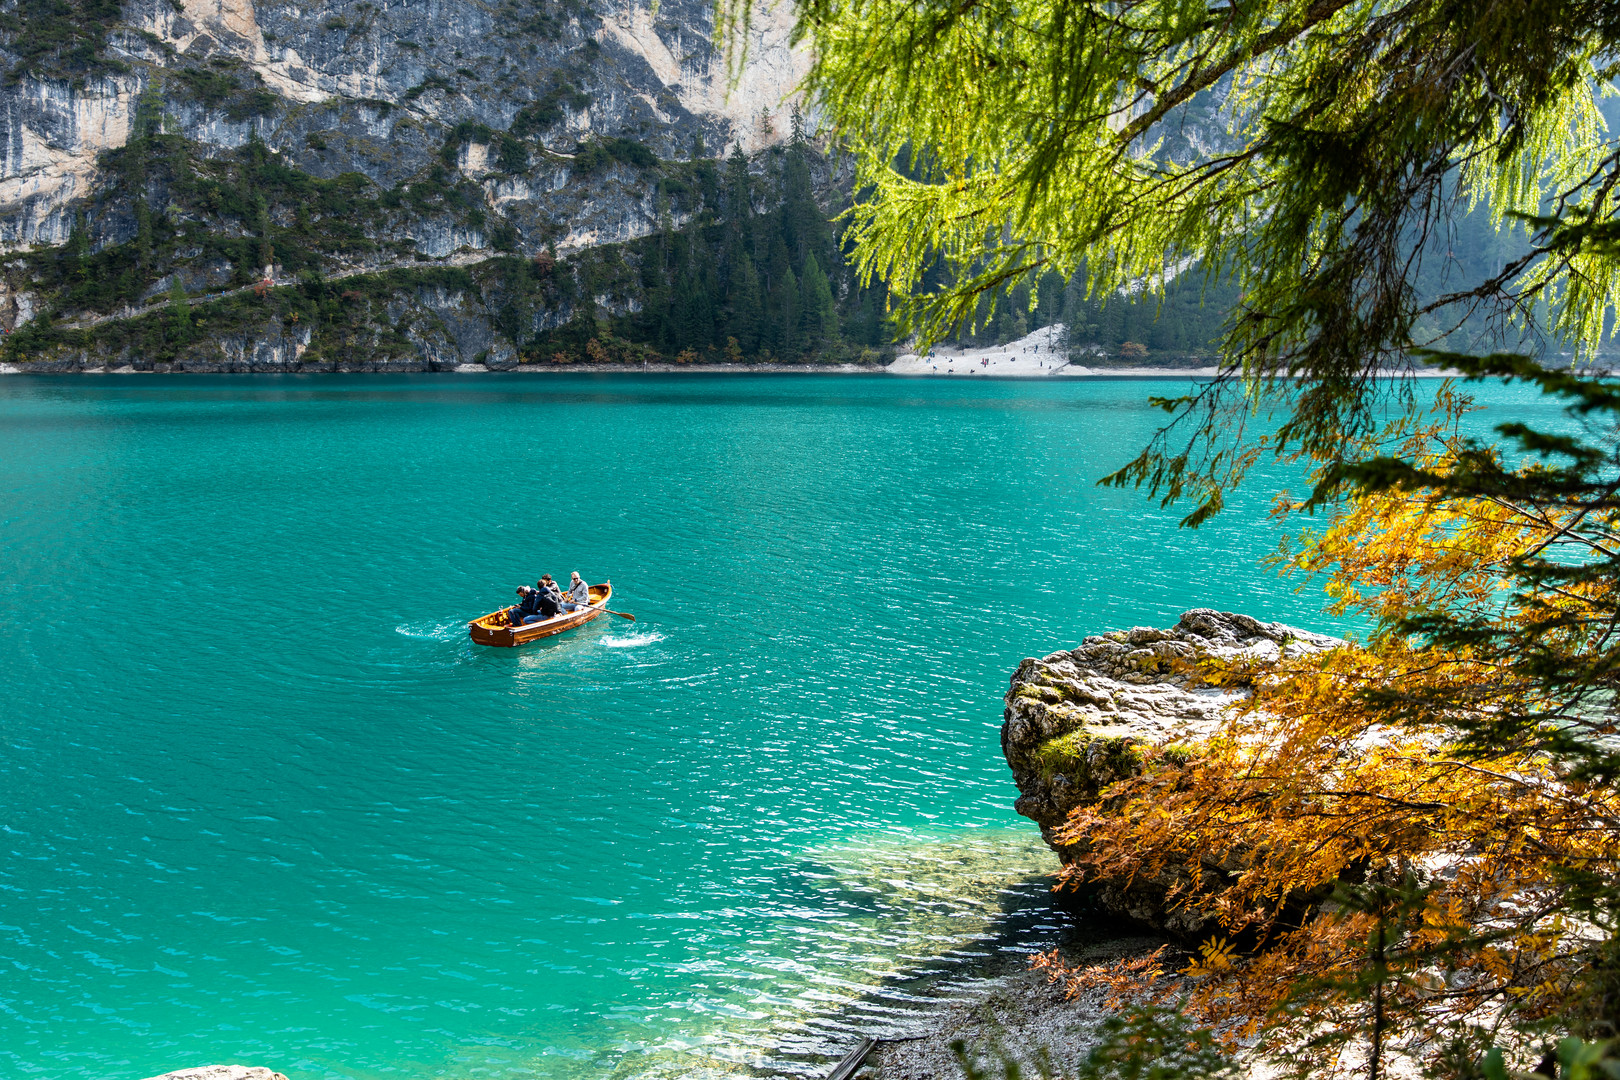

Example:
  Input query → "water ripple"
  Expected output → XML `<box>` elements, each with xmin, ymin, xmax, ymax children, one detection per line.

<box><xmin>0</xmin><ymin>373</ymin><xmax>1503</xmax><ymax>1080</ymax></box>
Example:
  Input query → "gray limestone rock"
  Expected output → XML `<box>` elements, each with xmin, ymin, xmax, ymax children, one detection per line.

<box><xmin>1003</xmin><ymin>609</ymin><xmax>1341</xmax><ymax>936</ymax></box>
<box><xmin>0</xmin><ymin>0</ymin><xmax>812</xmax><ymax>253</ymax></box>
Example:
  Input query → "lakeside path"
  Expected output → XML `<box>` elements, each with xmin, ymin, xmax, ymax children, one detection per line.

<box><xmin>52</xmin><ymin>252</ymin><xmax>494</xmax><ymax>333</ymax></box>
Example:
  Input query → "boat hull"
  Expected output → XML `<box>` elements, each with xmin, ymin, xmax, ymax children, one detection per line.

<box><xmin>468</xmin><ymin>582</ymin><xmax>612</xmax><ymax>647</ymax></box>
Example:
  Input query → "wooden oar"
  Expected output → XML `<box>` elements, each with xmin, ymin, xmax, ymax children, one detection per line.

<box><xmin>600</xmin><ymin>607</ymin><xmax>636</xmax><ymax>621</ymax></box>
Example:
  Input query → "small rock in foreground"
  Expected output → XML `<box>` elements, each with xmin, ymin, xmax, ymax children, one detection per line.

<box><xmin>141</xmin><ymin>1067</ymin><xmax>289</xmax><ymax>1080</ymax></box>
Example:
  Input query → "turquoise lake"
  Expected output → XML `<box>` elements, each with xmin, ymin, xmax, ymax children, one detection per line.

<box><xmin>0</xmin><ymin>374</ymin><xmax>1551</xmax><ymax>1080</ymax></box>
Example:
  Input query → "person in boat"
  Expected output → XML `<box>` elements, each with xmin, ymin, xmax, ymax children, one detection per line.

<box><xmin>561</xmin><ymin>571</ymin><xmax>590</xmax><ymax>612</ymax></box>
<box><xmin>508</xmin><ymin>585</ymin><xmax>544</xmax><ymax>626</ymax></box>
<box><xmin>538</xmin><ymin>575</ymin><xmax>563</xmax><ymax>607</ymax></box>
<box><xmin>535</xmin><ymin>586</ymin><xmax>561</xmax><ymax>620</ymax></box>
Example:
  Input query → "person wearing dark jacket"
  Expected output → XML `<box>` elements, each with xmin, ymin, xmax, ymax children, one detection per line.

<box><xmin>508</xmin><ymin>586</ymin><xmax>544</xmax><ymax>625</ymax></box>
<box><xmin>533</xmin><ymin>584</ymin><xmax>561</xmax><ymax>620</ymax></box>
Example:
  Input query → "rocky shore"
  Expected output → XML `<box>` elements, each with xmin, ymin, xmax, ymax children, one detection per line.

<box><xmin>847</xmin><ymin>611</ymin><xmax>1341</xmax><ymax>1077</ymax></box>
<box><xmin>859</xmin><ymin>933</ymin><xmax>1165</xmax><ymax>1079</ymax></box>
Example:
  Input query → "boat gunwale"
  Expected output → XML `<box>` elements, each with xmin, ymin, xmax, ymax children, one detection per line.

<box><xmin>468</xmin><ymin>582</ymin><xmax>612</xmax><ymax>646</ymax></box>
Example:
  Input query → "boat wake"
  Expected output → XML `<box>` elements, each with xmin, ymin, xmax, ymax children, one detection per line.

<box><xmin>395</xmin><ymin>619</ymin><xmax>468</xmax><ymax>642</ymax></box>
<box><xmin>599</xmin><ymin>631</ymin><xmax>665</xmax><ymax>648</ymax></box>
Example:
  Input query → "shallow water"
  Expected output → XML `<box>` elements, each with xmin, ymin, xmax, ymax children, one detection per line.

<box><xmin>0</xmin><ymin>374</ymin><xmax>1550</xmax><ymax>1079</ymax></box>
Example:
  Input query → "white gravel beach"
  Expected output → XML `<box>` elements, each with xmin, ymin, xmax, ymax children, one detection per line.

<box><xmin>886</xmin><ymin>324</ymin><xmax>1222</xmax><ymax>377</ymax></box>
<box><xmin>887</xmin><ymin>324</ymin><xmax>1077</xmax><ymax>376</ymax></box>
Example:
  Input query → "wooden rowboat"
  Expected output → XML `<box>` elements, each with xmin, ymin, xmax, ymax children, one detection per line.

<box><xmin>468</xmin><ymin>582</ymin><xmax>612</xmax><ymax>647</ymax></box>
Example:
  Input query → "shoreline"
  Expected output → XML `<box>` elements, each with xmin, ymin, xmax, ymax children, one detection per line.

<box><xmin>778</xmin><ymin>895</ymin><xmax>1166</xmax><ymax>1080</ymax></box>
<box><xmin>743</xmin><ymin>842</ymin><xmax>1165</xmax><ymax>1080</ymax></box>
<box><xmin>0</xmin><ymin>361</ymin><xmax>1466</xmax><ymax>378</ymax></box>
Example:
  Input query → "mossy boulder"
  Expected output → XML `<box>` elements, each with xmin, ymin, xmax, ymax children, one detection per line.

<box><xmin>1002</xmin><ymin>609</ymin><xmax>1340</xmax><ymax>934</ymax></box>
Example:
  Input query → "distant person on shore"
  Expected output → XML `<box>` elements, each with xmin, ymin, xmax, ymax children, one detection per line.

<box><xmin>561</xmin><ymin>571</ymin><xmax>590</xmax><ymax>612</ymax></box>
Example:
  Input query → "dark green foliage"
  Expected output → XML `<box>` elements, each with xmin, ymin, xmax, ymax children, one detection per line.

<box><xmin>13</xmin><ymin>133</ymin><xmax>445</xmax><ymax>320</ymax></box>
<box><xmin>764</xmin><ymin>234</ymin><xmax>798</xmax><ymax>355</ymax></box>
<box><xmin>131</xmin><ymin>88</ymin><xmax>167</xmax><ymax>140</ymax></box>
<box><xmin>1057</xmin><ymin>269</ymin><xmax>1241</xmax><ymax>360</ymax></box>
<box><xmin>490</xmin><ymin>221</ymin><xmax>519</xmax><ymax>252</ymax></box>
<box><xmin>496</xmin><ymin>0</ymin><xmax>577</xmax><ymax>40</ymax></box>
<box><xmin>403</xmin><ymin>74</ymin><xmax>453</xmax><ymax>100</ymax></box>
<box><xmin>495</xmin><ymin>134</ymin><xmax>529</xmax><ymax>173</ymax></box>
<box><xmin>227</xmin><ymin>90</ymin><xmax>279</xmax><ymax>122</ymax></box>
<box><xmin>533</xmin><ymin>139</ymin><xmax>895</xmax><ymax>364</ymax></box>
<box><xmin>798</xmin><ymin>254</ymin><xmax>838</xmax><ymax>349</ymax></box>
<box><xmin>0</xmin><ymin>0</ymin><xmax>127</xmax><ymax>86</ymax></box>
<box><xmin>570</xmin><ymin>136</ymin><xmax>658</xmax><ymax>172</ymax></box>
<box><xmin>1068</xmin><ymin>1006</ymin><xmax>1238</xmax><ymax>1080</ymax></box>
<box><xmin>440</xmin><ymin>119</ymin><xmax>495</xmax><ymax>165</ymax></box>
<box><xmin>509</xmin><ymin>87</ymin><xmax>582</xmax><ymax>136</ymax></box>
<box><xmin>728</xmin><ymin>254</ymin><xmax>764</xmax><ymax>353</ymax></box>
<box><xmin>174</xmin><ymin>64</ymin><xmax>236</xmax><ymax>105</ymax></box>
<box><xmin>172</xmin><ymin>60</ymin><xmax>280</xmax><ymax>120</ymax></box>
<box><xmin>166</xmin><ymin>279</ymin><xmax>190</xmax><ymax>346</ymax></box>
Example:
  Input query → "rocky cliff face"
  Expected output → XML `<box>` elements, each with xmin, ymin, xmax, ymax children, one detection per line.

<box><xmin>0</xmin><ymin>0</ymin><xmax>861</xmax><ymax>369</ymax></box>
<box><xmin>0</xmin><ymin>0</ymin><xmax>805</xmax><ymax>249</ymax></box>
<box><xmin>1002</xmin><ymin>609</ymin><xmax>1341</xmax><ymax>935</ymax></box>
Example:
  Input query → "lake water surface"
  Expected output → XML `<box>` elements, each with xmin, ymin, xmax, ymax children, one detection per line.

<box><xmin>0</xmin><ymin>375</ymin><xmax>1539</xmax><ymax>1080</ymax></box>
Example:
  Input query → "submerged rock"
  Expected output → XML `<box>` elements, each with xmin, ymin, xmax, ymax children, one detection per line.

<box><xmin>1003</xmin><ymin>609</ymin><xmax>1341</xmax><ymax>935</ymax></box>
<box><xmin>141</xmin><ymin>1068</ymin><xmax>289</xmax><ymax>1080</ymax></box>
<box><xmin>862</xmin><ymin>935</ymin><xmax>1164</xmax><ymax>1080</ymax></box>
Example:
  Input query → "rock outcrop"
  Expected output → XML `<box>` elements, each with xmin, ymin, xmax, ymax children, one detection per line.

<box><xmin>1003</xmin><ymin>609</ymin><xmax>1341</xmax><ymax>935</ymax></box>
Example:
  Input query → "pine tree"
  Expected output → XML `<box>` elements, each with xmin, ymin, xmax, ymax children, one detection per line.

<box><xmin>167</xmin><ymin>279</ymin><xmax>190</xmax><ymax>347</ymax></box>
<box><xmin>134</xmin><ymin>198</ymin><xmax>152</xmax><ymax>272</ymax></box>
<box><xmin>674</xmin><ymin>248</ymin><xmax>716</xmax><ymax>349</ymax></box>
<box><xmin>780</xmin><ymin>140</ymin><xmax>831</xmax><ymax>271</ymax></box>
<box><xmin>249</xmin><ymin>195</ymin><xmax>274</xmax><ymax>274</ymax></box>
<box><xmin>724</xmin><ymin>145</ymin><xmax>753</xmax><ymax>228</ymax></box>
<box><xmin>855</xmin><ymin>289</ymin><xmax>890</xmax><ymax>347</ymax></box>
<box><xmin>765</xmin><ymin>235</ymin><xmax>798</xmax><ymax>356</ymax></box>
<box><xmin>65</xmin><ymin>211</ymin><xmax>90</xmax><ymax>301</ymax></box>
<box><xmin>727</xmin><ymin>253</ymin><xmax>764</xmax><ymax>354</ymax></box>
<box><xmin>798</xmin><ymin>253</ymin><xmax>838</xmax><ymax>351</ymax></box>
